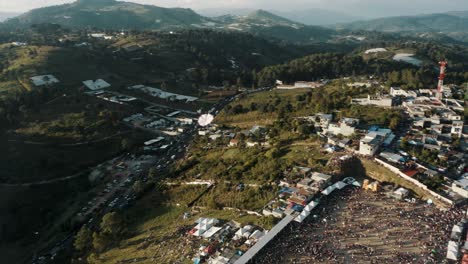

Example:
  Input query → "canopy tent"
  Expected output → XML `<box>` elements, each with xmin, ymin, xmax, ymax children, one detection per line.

<box><xmin>294</xmin><ymin>214</ymin><xmax>306</xmax><ymax>223</ymax></box>
<box><xmin>195</xmin><ymin>217</ymin><xmax>219</xmax><ymax>225</ymax></box>
<box><xmin>334</xmin><ymin>181</ymin><xmax>348</xmax><ymax>189</ymax></box>
<box><xmin>235</xmin><ymin>228</ymin><xmax>252</xmax><ymax>239</ymax></box>
<box><xmin>202</xmin><ymin>226</ymin><xmax>222</xmax><ymax>238</ymax></box>
<box><xmin>321</xmin><ymin>185</ymin><xmax>336</xmax><ymax>195</ymax></box>
<box><xmin>192</xmin><ymin>229</ymin><xmax>204</xmax><ymax>236</ymax></box>
<box><xmin>452</xmin><ymin>225</ymin><xmax>463</xmax><ymax>233</ymax></box>
<box><xmin>447</xmin><ymin>241</ymin><xmax>459</xmax><ymax>260</ymax></box>
<box><xmin>249</xmin><ymin>230</ymin><xmax>265</xmax><ymax>241</ymax></box>
<box><xmin>300</xmin><ymin>210</ymin><xmax>311</xmax><ymax>217</ymax></box>
<box><xmin>194</xmin><ymin>223</ymin><xmax>212</xmax><ymax>231</ymax></box>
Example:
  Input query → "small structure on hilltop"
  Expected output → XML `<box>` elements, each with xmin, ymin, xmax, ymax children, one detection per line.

<box><xmin>82</xmin><ymin>79</ymin><xmax>111</xmax><ymax>90</ymax></box>
<box><xmin>30</xmin><ymin>75</ymin><xmax>60</xmax><ymax>86</ymax></box>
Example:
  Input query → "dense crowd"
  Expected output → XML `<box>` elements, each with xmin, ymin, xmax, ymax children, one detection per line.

<box><xmin>253</xmin><ymin>187</ymin><xmax>465</xmax><ymax>264</ymax></box>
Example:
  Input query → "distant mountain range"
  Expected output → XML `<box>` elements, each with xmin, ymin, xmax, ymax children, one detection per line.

<box><xmin>198</xmin><ymin>8</ymin><xmax>362</xmax><ymax>25</ymax></box>
<box><xmin>335</xmin><ymin>11</ymin><xmax>468</xmax><ymax>41</ymax></box>
<box><xmin>1</xmin><ymin>1</ymin><xmax>335</xmax><ymax>43</ymax></box>
<box><xmin>4</xmin><ymin>0</ymin><xmax>210</xmax><ymax>30</ymax></box>
<box><xmin>3</xmin><ymin>0</ymin><xmax>468</xmax><ymax>43</ymax></box>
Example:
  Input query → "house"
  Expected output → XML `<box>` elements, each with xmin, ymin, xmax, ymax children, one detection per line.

<box><xmin>83</xmin><ymin>79</ymin><xmax>111</xmax><ymax>90</ymax></box>
<box><xmin>452</xmin><ymin>176</ymin><xmax>468</xmax><ymax>198</ymax></box>
<box><xmin>296</xmin><ymin>178</ymin><xmax>313</xmax><ymax>189</ymax></box>
<box><xmin>359</xmin><ymin>134</ymin><xmax>384</xmax><ymax>156</ymax></box>
<box><xmin>390</xmin><ymin>87</ymin><xmax>408</xmax><ymax>97</ymax></box>
<box><xmin>359</xmin><ymin>129</ymin><xmax>395</xmax><ymax>156</ymax></box>
<box><xmin>30</xmin><ymin>75</ymin><xmax>60</xmax><ymax>86</ymax></box>
<box><xmin>452</xmin><ymin>121</ymin><xmax>464</xmax><ymax>136</ymax></box>
<box><xmin>311</xmin><ymin>172</ymin><xmax>332</xmax><ymax>184</ymax></box>
<box><xmin>326</xmin><ymin>118</ymin><xmax>359</xmax><ymax>137</ymax></box>
<box><xmin>314</xmin><ymin>113</ymin><xmax>333</xmax><ymax>129</ymax></box>
<box><xmin>351</xmin><ymin>94</ymin><xmax>394</xmax><ymax>107</ymax></box>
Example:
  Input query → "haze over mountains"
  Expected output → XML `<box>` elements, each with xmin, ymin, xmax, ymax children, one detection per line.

<box><xmin>0</xmin><ymin>12</ymin><xmax>20</xmax><ymax>22</ymax></box>
<box><xmin>198</xmin><ymin>8</ymin><xmax>362</xmax><ymax>25</ymax></box>
<box><xmin>2</xmin><ymin>0</ymin><xmax>468</xmax><ymax>42</ymax></box>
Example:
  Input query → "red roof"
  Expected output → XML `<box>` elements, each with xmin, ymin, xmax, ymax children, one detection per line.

<box><xmin>403</xmin><ymin>170</ymin><xmax>418</xmax><ymax>178</ymax></box>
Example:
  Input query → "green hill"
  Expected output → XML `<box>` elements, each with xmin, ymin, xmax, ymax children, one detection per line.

<box><xmin>4</xmin><ymin>0</ymin><xmax>210</xmax><ymax>30</ymax></box>
<box><xmin>335</xmin><ymin>12</ymin><xmax>468</xmax><ymax>43</ymax></box>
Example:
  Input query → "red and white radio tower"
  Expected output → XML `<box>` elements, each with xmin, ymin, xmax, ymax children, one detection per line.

<box><xmin>437</xmin><ymin>61</ymin><xmax>448</xmax><ymax>100</ymax></box>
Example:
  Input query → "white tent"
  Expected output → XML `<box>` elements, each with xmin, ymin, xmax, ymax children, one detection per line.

<box><xmin>249</xmin><ymin>230</ymin><xmax>265</xmax><ymax>241</ymax></box>
<box><xmin>446</xmin><ymin>241</ymin><xmax>459</xmax><ymax>260</ymax></box>
<box><xmin>294</xmin><ymin>214</ymin><xmax>306</xmax><ymax>223</ymax></box>
<box><xmin>452</xmin><ymin>225</ymin><xmax>463</xmax><ymax>233</ymax></box>
<box><xmin>235</xmin><ymin>227</ymin><xmax>251</xmax><ymax>239</ymax></box>
<box><xmin>352</xmin><ymin>181</ymin><xmax>361</xmax><ymax>187</ymax></box>
<box><xmin>334</xmin><ymin>181</ymin><xmax>348</xmax><ymax>189</ymax></box>
<box><xmin>321</xmin><ymin>185</ymin><xmax>336</xmax><ymax>195</ymax></box>
<box><xmin>300</xmin><ymin>210</ymin><xmax>310</xmax><ymax>217</ymax></box>
<box><xmin>202</xmin><ymin>226</ymin><xmax>222</xmax><ymax>238</ymax></box>
<box><xmin>192</xmin><ymin>229</ymin><xmax>204</xmax><ymax>236</ymax></box>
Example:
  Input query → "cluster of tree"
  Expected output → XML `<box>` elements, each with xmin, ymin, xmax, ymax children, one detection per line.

<box><xmin>74</xmin><ymin>211</ymin><xmax>127</xmax><ymax>254</ymax></box>
<box><xmin>255</xmin><ymin>53</ymin><xmax>411</xmax><ymax>87</ymax></box>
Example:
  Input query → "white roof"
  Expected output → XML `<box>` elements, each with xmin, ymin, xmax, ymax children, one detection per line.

<box><xmin>365</xmin><ymin>48</ymin><xmax>387</xmax><ymax>54</ymax></box>
<box><xmin>201</xmin><ymin>226</ymin><xmax>222</xmax><ymax>238</ymax></box>
<box><xmin>334</xmin><ymin>181</ymin><xmax>347</xmax><ymax>190</ymax></box>
<box><xmin>198</xmin><ymin>114</ymin><xmax>214</xmax><ymax>127</ymax></box>
<box><xmin>249</xmin><ymin>230</ymin><xmax>265</xmax><ymax>240</ymax></box>
<box><xmin>447</xmin><ymin>241</ymin><xmax>459</xmax><ymax>260</ymax></box>
<box><xmin>452</xmin><ymin>225</ymin><xmax>463</xmax><ymax>233</ymax></box>
<box><xmin>394</xmin><ymin>187</ymin><xmax>409</xmax><ymax>196</ymax></box>
<box><xmin>83</xmin><ymin>79</ymin><xmax>110</xmax><ymax>90</ymax></box>
<box><xmin>294</xmin><ymin>214</ymin><xmax>306</xmax><ymax>223</ymax></box>
<box><xmin>30</xmin><ymin>75</ymin><xmax>60</xmax><ymax>86</ymax></box>
<box><xmin>321</xmin><ymin>185</ymin><xmax>336</xmax><ymax>195</ymax></box>
<box><xmin>235</xmin><ymin>227</ymin><xmax>251</xmax><ymax>238</ymax></box>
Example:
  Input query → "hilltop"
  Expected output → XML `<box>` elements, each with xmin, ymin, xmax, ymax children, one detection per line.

<box><xmin>3</xmin><ymin>0</ymin><xmax>210</xmax><ymax>30</ymax></box>
<box><xmin>336</xmin><ymin>11</ymin><xmax>468</xmax><ymax>42</ymax></box>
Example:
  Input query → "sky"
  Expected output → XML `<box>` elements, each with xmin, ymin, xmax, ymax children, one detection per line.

<box><xmin>1</xmin><ymin>0</ymin><xmax>468</xmax><ymax>18</ymax></box>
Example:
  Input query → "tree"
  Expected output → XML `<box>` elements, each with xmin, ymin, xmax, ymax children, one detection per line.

<box><xmin>120</xmin><ymin>138</ymin><xmax>133</xmax><ymax>151</ymax></box>
<box><xmin>148</xmin><ymin>168</ymin><xmax>157</xmax><ymax>180</ymax></box>
<box><xmin>389</xmin><ymin>117</ymin><xmax>400</xmax><ymax>130</ymax></box>
<box><xmin>92</xmin><ymin>232</ymin><xmax>108</xmax><ymax>252</ymax></box>
<box><xmin>100</xmin><ymin>212</ymin><xmax>125</xmax><ymax>237</ymax></box>
<box><xmin>132</xmin><ymin>180</ymin><xmax>145</xmax><ymax>196</ymax></box>
<box><xmin>74</xmin><ymin>226</ymin><xmax>92</xmax><ymax>252</ymax></box>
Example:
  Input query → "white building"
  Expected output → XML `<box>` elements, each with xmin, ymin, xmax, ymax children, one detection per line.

<box><xmin>326</xmin><ymin>118</ymin><xmax>359</xmax><ymax>137</ymax></box>
<box><xmin>30</xmin><ymin>75</ymin><xmax>60</xmax><ymax>86</ymax></box>
<box><xmin>352</xmin><ymin>94</ymin><xmax>394</xmax><ymax>107</ymax></box>
<box><xmin>452</xmin><ymin>177</ymin><xmax>468</xmax><ymax>198</ymax></box>
<box><xmin>452</xmin><ymin>121</ymin><xmax>464</xmax><ymax>136</ymax></box>
<box><xmin>83</xmin><ymin>79</ymin><xmax>111</xmax><ymax>90</ymax></box>
<box><xmin>359</xmin><ymin>135</ymin><xmax>383</xmax><ymax>156</ymax></box>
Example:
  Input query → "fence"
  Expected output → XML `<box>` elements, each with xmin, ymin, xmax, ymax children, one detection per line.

<box><xmin>374</xmin><ymin>158</ymin><xmax>453</xmax><ymax>206</ymax></box>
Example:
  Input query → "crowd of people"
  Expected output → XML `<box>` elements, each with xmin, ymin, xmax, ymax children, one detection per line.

<box><xmin>253</xmin><ymin>186</ymin><xmax>465</xmax><ymax>264</ymax></box>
